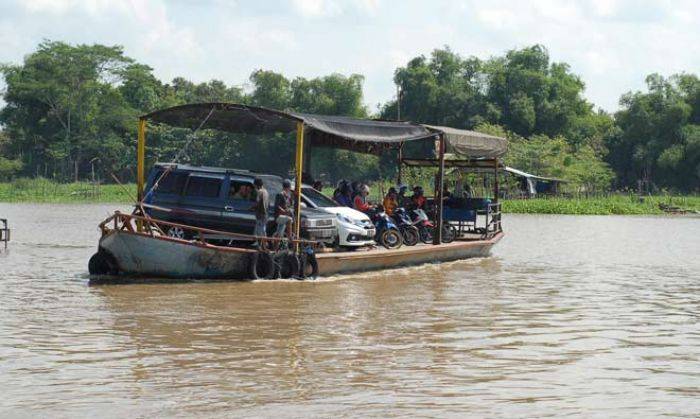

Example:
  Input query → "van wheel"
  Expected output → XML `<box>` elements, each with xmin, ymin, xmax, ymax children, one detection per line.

<box><xmin>167</xmin><ymin>226</ymin><xmax>189</xmax><ymax>240</ymax></box>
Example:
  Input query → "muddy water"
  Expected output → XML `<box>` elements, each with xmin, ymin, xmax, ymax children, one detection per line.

<box><xmin>1</xmin><ymin>203</ymin><xmax>699</xmax><ymax>417</ymax></box>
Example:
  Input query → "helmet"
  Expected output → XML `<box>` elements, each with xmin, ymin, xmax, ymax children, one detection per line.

<box><xmin>361</xmin><ymin>184</ymin><xmax>370</xmax><ymax>194</ymax></box>
<box><xmin>388</xmin><ymin>187</ymin><xmax>397</xmax><ymax>194</ymax></box>
<box><xmin>282</xmin><ymin>179</ymin><xmax>291</xmax><ymax>188</ymax></box>
<box><xmin>399</xmin><ymin>184</ymin><xmax>408</xmax><ymax>193</ymax></box>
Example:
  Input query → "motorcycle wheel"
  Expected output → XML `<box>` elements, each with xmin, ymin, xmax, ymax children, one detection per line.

<box><xmin>401</xmin><ymin>226</ymin><xmax>419</xmax><ymax>246</ymax></box>
<box><xmin>441</xmin><ymin>224</ymin><xmax>457</xmax><ymax>243</ymax></box>
<box><xmin>419</xmin><ymin>227</ymin><xmax>433</xmax><ymax>244</ymax></box>
<box><xmin>381</xmin><ymin>229</ymin><xmax>403</xmax><ymax>249</ymax></box>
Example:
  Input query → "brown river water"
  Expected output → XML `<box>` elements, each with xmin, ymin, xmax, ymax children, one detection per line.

<box><xmin>0</xmin><ymin>203</ymin><xmax>699</xmax><ymax>417</ymax></box>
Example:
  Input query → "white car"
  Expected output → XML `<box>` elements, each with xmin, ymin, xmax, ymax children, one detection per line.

<box><xmin>301</xmin><ymin>186</ymin><xmax>375</xmax><ymax>248</ymax></box>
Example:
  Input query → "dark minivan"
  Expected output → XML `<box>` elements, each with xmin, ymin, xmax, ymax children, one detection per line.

<box><xmin>143</xmin><ymin>163</ymin><xmax>337</xmax><ymax>244</ymax></box>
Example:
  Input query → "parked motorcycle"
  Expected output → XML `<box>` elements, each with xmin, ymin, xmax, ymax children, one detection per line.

<box><xmin>368</xmin><ymin>207</ymin><xmax>403</xmax><ymax>249</ymax></box>
<box><xmin>411</xmin><ymin>209</ymin><xmax>456</xmax><ymax>244</ymax></box>
<box><xmin>391</xmin><ymin>207</ymin><xmax>419</xmax><ymax>246</ymax></box>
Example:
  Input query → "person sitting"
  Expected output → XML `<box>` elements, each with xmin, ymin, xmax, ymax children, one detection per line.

<box><xmin>272</xmin><ymin>179</ymin><xmax>294</xmax><ymax>245</ymax></box>
<box><xmin>397</xmin><ymin>184</ymin><xmax>411</xmax><ymax>207</ymax></box>
<box><xmin>383</xmin><ymin>187</ymin><xmax>398</xmax><ymax>216</ymax></box>
<box><xmin>353</xmin><ymin>184</ymin><xmax>373</xmax><ymax>212</ymax></box>
<box><xmin>411</xmin><ymin>186</ymin><xmax>426</xmax><ymax>210</ymax></box>
<box><xmin>312</xmin><ymin>180</ymin><xmax>323</xmax><ymax>191</ymax></box>
<box><xmin>334</xmin><ymin>181</ymin><xmax>353</xmax><ymax>207</ymax></box>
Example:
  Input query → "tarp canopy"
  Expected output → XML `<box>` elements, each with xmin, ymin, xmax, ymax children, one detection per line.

<box><xmin>141</xmin><ymin>103</ymin><xmax>507</xmax><ymax>157</ymax></box>
<box><xmin>504</xmin><ymin>166</ymin><xmax>566</xmax><ymax>182</ymax></box>
<box><xmin>142</xmin><ymin>102</ymin><xmax>437</xmax><ymax>154</ymax></box>
<box><xmin>424</xmin><ymin>125</ymin><xmax>508</xmax><ymax>159</ymax></box>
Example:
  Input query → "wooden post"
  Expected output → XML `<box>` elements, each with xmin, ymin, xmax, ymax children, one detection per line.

<box><xmin>433</xmin><ymin>134</ymin><xmax>446</xmax><ymax>245</ymax></box>
<box><xmin>294</xmin><ymin>122</ymin><xmax>305</xmax><ymax>247</ymax></box>
<box><xmin>137</xmin><ymin>118</ymin><xmax>147</xmax><ymax>202</ymax></box>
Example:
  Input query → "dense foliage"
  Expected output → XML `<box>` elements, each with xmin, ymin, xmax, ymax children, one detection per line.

<box><xmin>0</xmin><ymin>41</ymin><xmax>698</xmax><ymax>192</ymax></box>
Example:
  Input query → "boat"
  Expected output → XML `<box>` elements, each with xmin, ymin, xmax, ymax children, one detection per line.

<box><xmin>89</xmin><ymin>103</ymin><xmax>507</xmax><ymax>280</ymax></box>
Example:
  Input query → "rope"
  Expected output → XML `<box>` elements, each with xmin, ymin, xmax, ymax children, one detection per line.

<box><xmin>142</xmin><ymin>106</ymin><xmax>216</xmax><ymax>200</ymax></box>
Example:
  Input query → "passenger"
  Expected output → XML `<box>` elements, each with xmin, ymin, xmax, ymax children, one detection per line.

<box><xmin>383</xmin><ymin>187</ymin><xmax>398</xmax><ymax>216</ymax></box>
<box><xmin>250</xmin><ymin>177</ymin><xmax>269</xmax><ymax>247</ymax></box>
<box><xmin>353</xmin><ymin>184</ymin><xmax>373</xmax><ymax>213</ymax></box>
<box><xmin>233</xmin><ymin>183</ymin><xmax>253</xmax><ymax>200</ymax></box>
<box><xmin>397</xmin><ymin>184</ymin><xmax>410</xmax><ymax>207</ymax></box>
<box><xmin>350</xmin><ymin>181</ymin><xmax>362</xmax><ymax>200</ymax></box>
<box><xmin>273</xmin><ymin>179</ymin><xmax>294</xmax><ymax>242</ymax></box>
<box><xmin>312</xmin><ymin>180</ymin><xmax>323</xmax><ymax>192</ymax></box>
<box><xmin>411</xmin><ymin>186</ymin><xmax>426</xmax><ymax>209</ymax></box>
<box><xmin>334</xmin><ymin>181</ymin><xmax>353</xmax><ymax>207</ymax></box>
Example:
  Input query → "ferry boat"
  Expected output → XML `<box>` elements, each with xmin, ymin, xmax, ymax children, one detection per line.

<box><xmin>89</xmin><ymin>103</ymin><xmax>507</xmax><ymax>280</ymax></box>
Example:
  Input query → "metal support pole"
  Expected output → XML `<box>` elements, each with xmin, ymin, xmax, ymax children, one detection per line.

<box><xmin>397</xmin><ymin>143</ymin><xmax>403</xmax><ymax>185</ymax></box>
<box><xmin>294</xmin><ymin>122</ymin><xmax>305</xmax><ymax>247</ymax></box>
<box><xmin>433</xmin><ymin>134</ymin><xmax>446</xmax><ymax>245</ymax></box>
<box><xmin>137</xmin><ymin>118</ymin><xmax>147</xmax><ymax>202</ymax></box>
<box><xmin>493</xmin><ymin>158</ymin><xmax>499</xmax><ymax>203</ymax></box>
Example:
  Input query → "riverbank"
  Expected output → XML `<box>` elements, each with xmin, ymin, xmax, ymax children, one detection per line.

<box><xmin>1</xmin><ymin>179</ymin><xmax>698</xmax><ymax>215</ymax></box>
<box><xmin>0</xmin><ymin>178</ymin><xmax>134</xmax><ymax>203</ymax></box>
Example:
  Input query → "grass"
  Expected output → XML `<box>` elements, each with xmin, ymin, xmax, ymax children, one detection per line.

<box><xmin>0</xmin><ymin>177</ymin><xmax>135</xmax><ymax>203</ymax></box>
<box><xmin>1</xmin><ymin>178</ymin><xmax>698</xmax><ymax>215</ymax></box>
<box><xmin>502</xmin><ymin>194</ymin><xmax>700</xmax><ymax>215</ymax></box>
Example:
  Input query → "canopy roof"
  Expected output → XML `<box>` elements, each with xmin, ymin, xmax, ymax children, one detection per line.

<box><xmin>505</xmin><ymin>166</ymin><xmax>566</xmax><ymax>182</ymax></box>
<box><xmin>141</xmin><ymin>102</ymin><xmax>507</xmax><ymax>158</ymax></box>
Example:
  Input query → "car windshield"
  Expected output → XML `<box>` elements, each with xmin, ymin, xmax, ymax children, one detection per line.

<box><xmin>302</xmin><ymin>187</ymin><xmax>338</xmax><ymax>208</ymax></box>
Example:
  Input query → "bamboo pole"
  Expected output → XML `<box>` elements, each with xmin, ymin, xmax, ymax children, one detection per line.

<box><xmin>137</xmin><ymin>118</ymin><xmax>146</xmax><ymax>202</ymax></box>
<box><xmin>294</xmin><ymin>122</ymin><xmax>305</xmax><ymax>247</ymax></box>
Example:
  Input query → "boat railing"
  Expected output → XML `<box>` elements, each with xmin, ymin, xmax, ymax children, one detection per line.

<box><xmin>99</xmin><ymin>211</ymin><xmax>320</xmax><ymax>249</ymax></box>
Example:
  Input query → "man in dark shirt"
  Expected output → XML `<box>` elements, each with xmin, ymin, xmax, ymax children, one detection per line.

<box><xmin>273</xmin><ymin>179</ymin><xmax>294</xmax><ymax>241</ymax></box>
<box><xmin>250</xmin><ymin>177</ymin><xmax>269</xmax><ymax>247</ymax></box>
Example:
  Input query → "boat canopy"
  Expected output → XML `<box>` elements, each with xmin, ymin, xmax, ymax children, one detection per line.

<box><xmin>141</xmin><ymin>102</ymin><xmax>507</xmax><ymax>158</ymax></box>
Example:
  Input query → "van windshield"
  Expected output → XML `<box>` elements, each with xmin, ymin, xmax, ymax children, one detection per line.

<box><xmin>302</xmin><ymin>187</ymin><xmax>338</xmax><ymax>208</ymax></box>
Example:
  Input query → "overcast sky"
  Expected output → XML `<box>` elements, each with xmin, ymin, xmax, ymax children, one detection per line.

<box><xmin>1</xmin><ymin>0</ymin><xmax>699</xmax><ymax>113</ymax></box>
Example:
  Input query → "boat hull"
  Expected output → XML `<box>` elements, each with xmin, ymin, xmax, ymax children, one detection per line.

<box><xmin>96</xmin><ymin>230</ymin><xmax>503</xmax><ymax>280</ymax></box>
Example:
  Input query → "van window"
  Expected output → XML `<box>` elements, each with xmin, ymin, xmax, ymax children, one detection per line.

<box><xmin>184</xmin><ymin>176</ymin><xmax>222</xmax><ymax>198</ymax></box>
<box><xmin>156</xmin><ymin>171</ymin><xmax>187</xmax><ymax>194</ymax></box>
<box><xmin>228</xmin><ymin>180</ymin><xmax>255</xmax><ymax>201</ymax></box>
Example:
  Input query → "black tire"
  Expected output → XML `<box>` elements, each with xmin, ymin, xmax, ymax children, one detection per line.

<box><xmin>273</xmin><ymin>251</ymin><xmax>301</xmax><ymax>279</ymax></box>
<box><xmin>248</xmin><ymin>251</ymin><xmax>274</xmax><ymax>280</ymax></box>
<box><xmin>418</xmin><ymin>226</ymin><xmax>433</xmax><ymax>244</ymax></box>
<box><xmin>381</xmin><ymin>229</ymin><xmax>403</xmax><ymax>249</ymax></box>
<box><xmin>442</xmin><ymin>224</ymin><xmax>456</xmax><ymax>243</ymax></box>
<box><xmin>400</xmin><ymin>226</ymin><xmax>419</xmax><ymax>246</ymax></box>
<box><xmin>298</xmin><ymin>252</ymin><xmax>319</xmax><ymax>280</ymax></box>
<box><xmin>88</xmin><ymin>250</ymin><xmax>118</xmax><ymax>275</ymax></box>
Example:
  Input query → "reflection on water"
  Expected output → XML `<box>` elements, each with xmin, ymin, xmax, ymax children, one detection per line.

<box><xmin>1</xmin><ymin>204</ymin><xmax>699</xmax><ymax>417</ymax></box>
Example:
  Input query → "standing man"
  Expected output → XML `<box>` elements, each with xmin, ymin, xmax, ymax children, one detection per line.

<box><xmin>273</xmin><ymin>179</ymin><xmax>294</xmax><ymax>243</ymax></box>
<box><xmin>251</xmin><ymin>177</ymin><xmax>269</xmax><ymax>247</ymax></box>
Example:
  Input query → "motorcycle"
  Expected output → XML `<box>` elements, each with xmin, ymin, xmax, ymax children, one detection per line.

<box><xmin>368</xmin><ymin>207</ymin><xmax>403</xmax><ymax>249</ymax></box>
<box><xmin>411</xmin><ymin>208</ymin><xmax>456</xmax><ymax>244</ymax></box>
<box><xmin>391</xmin><ymin>207</ymin><xmax>419</xmax><ymax>246</ymax></box>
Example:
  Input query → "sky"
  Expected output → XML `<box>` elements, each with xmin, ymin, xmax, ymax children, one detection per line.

<box><xmin>0</xmin><ymin>0</ymin><xmax>699</xmax><ymax>113</ymax></box>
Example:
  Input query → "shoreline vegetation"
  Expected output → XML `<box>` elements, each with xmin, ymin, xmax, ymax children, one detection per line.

<box><xmin>1</xmin><ymin>178</ymin><xmax>698</xmax><ymax>215</ymax></box>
